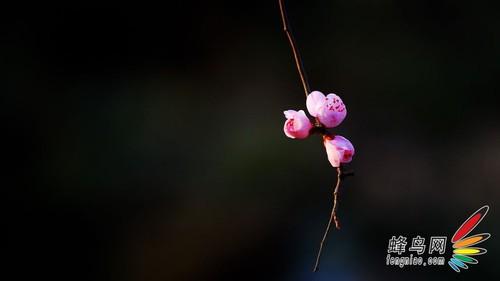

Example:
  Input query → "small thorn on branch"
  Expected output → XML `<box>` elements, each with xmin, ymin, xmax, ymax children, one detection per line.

<box><xmin>340</xmin><ymin>170</ymin><xmax>354</xmax><ymax>179</ymax></box>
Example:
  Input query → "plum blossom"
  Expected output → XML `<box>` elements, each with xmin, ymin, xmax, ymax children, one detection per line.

<box><xmin>283</xmin><ymin>110</ymin><xmax>313</xmax><ymax>139</ymax></box>
<box><xmin>282</xmin><ymin>90</ymin><xmax>354</xmax><ymax>168</ymax></box>
<box><xmin>323</xmin><ymin>135</ymin><xmax>354</xmax><ymax>167</ymax></box>
<box><xmin>306</xmin><ymin>91</ymin><xmax>346</xmax><ymax>128</ymax></box>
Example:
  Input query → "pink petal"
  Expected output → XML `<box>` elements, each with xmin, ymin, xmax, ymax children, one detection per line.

<box><xmin>283</xmin><ymin>110</ymin><xmax>313</xmax><ymax>139</ymax></box>
<box><xmin>306</xmin><ymin>91</ymin><xmax>325</xmax><ymax>117</ymax></box>
<box><xmin>283</xmin><ymin>110</ymin><xmax>297</xmax><ymax>119</ymax></box>
<box><xmin>283</xmin><ymin>119</ymin><xmax>295</xmax><ymax>138</ymax></box>
<box><xmin>317</xmin><ymin>93</ymin><xmax>347</xmax><ymax>128</ymax></box>
<box><xmin>323</xmin><ymin>135</ymin><xmax>355</xmax><ymax>167</ymax></box>
<box><xmin>324</xmin><ymin>142</ymin><xmax>341</xmax><ymax>167</ymax></box>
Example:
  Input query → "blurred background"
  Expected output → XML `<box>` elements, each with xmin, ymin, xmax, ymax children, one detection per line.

<box><xmin>4</xmin><ymin>1</ymin><xmax>500</xmax><ymax>280</ymax></box>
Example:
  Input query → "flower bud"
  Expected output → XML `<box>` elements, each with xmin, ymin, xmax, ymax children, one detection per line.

<box><xmin>283</xmin><ymin>110</ymin><xmax>313</xmax><ymax>139</ymax></box>
<box><xmin>323</xmin><ymin>135</ymin><xmax>355</xmax><ymax>167</ymax></box>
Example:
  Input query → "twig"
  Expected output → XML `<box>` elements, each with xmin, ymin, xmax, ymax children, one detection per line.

<box><xmin>277</xmin><ymin>1</ymin><xmax>354</xmax><ymax>272</ymax></box>
<box><xmin>278</xmin><ymin>0</ymin><xmax>311</xmax><ymax>98</ymax></box>
<box><xmin>313</xmin><ymin>166</ymin><xmax>342</xmax><ymax>272</ymax></box>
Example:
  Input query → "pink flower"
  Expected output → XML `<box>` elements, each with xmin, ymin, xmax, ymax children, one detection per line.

<box><xmin>306</xmin><ymin>91</ymin><xmax>346</xmax><ymax>128</ymax></box>
<box><xmin>283</xmin><ymin>110</ymin><xmax>313</xmax><ymax>139</ymax></box>
<box><xmin>323</xmin><ymin>135</ymin><xmax>355</xmax><ymax>167</ymax></box>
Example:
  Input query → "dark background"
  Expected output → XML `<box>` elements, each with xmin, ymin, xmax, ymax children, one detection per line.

<box><xmin>4</xmin><ymin>1</ymin><xmax>500</xmax><ymax>280</ymax></box>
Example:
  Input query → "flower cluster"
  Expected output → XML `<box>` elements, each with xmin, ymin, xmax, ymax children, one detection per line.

<box><xmin>283</xmin><ymin>91</ymin><xmax>354</xmax><ymax>167</ymax></box>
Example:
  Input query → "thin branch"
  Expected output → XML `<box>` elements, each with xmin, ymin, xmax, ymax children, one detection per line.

<box><xmin>313</xmin><ymin>166</ymin><xmax>342</xmax><ymax>272</ymax></box>
<box><xmin>278</xmin><ymin>0</ymin><xmax>311</xmax><ymax>98</ymax></box>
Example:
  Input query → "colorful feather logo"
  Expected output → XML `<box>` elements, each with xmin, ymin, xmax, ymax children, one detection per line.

<box><xmin>448</xmin><ymin>205</ymin><xmax>490</xmax><ymax>272</ymax></box>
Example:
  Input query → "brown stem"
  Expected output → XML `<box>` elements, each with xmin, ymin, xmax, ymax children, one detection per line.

<box><xmin>278</xmin><ymin>0</ymin><xmax>311</xmax><ymax>98</ymax></box>
<box><xmin>313</xmin><ymin>166</ymin><xmax>342</xmax><ymax>272</ymax></box>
